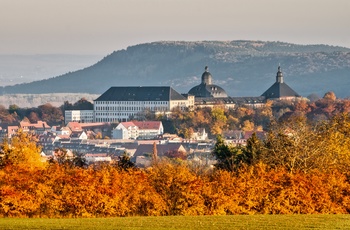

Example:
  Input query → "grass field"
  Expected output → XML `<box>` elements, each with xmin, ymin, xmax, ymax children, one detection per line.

<box><xmin>1</xmin><ymin>215</ymin><xmax>350</xmax><ymax>230</ymax></box>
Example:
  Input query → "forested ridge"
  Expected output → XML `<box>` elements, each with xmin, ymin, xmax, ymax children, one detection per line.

<box><xmin>2</xmin><ymin>40</ymin><xmax>350</xmax><ymax>98</ymax></box>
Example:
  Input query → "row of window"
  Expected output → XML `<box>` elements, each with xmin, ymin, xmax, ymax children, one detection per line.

<box><xmin>95</xmin><ymin>117</ymin><xmax>123</xmax><ymax>122</ymax></box>
<box><xmin>95</xmin><ymin>112</ymin><xmax>132</xmax><ymax>116</ymax></box>
<box><xmin>71</xmin><ymin>116</ymin><xmax>94</xmax><ymax>120</ymax></box>
<box><xmin>95</xmin><ymin>101</ymin><xmax>169</xmax><ymax>105</ymax></box>
<box><xmin>171</xmin><ymin>101</ymin><xmax>187</xmax><ymax>105</ymax></box>
<box><xmin>95</xmin><ymin>106</ymin><xmax>168</xmax><ymax>112</ymax></box>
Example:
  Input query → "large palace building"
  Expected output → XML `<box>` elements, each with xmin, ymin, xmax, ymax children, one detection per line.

<box><xmin>64</xmin><ymin>65</ymin><xmax>302</xmax><ymax>123</ymax></box>
<box><xmin>93</xmin><ymin>86</ymin><xmax>194</xmax><ymax>122</ymax></box>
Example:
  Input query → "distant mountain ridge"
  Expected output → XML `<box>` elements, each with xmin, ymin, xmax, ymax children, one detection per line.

<box><xmin>2</xmin><ymin>40</ymin><xmax>350</xmax><ymax>98</ymax></box>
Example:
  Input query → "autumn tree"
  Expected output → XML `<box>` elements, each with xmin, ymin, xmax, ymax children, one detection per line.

<box><xmin>164</xmin><ymin>150</ymin><xmax>187</xmax><ymax>160</ymax></box>
<box><xmin>28</xmin><ymin>111</ymin><xmax>40</xmax><ymax>123</ymax></box>
<box><xmin>260</xmin><ymin>113</ymin><xmax>350</xmax><ymax>174</ymax></box>
<box><xmin>0</xmin><ymin>105</ymin><xmax>17</xmax><ymax>123</ymax></box>
<box><xmin>8</xmin><ymin>104</ymin><xmax>20</xmax><ymax>115</ymax></box>
<box><xmin>95</xmin><ymin>132</ymin><xmax>103</xmax><ymax>139</ymax></box>
<box><xmin>0</xmin><ymin>129</ymin><xmax>45</xmax><ymax>169</ymax></box>
<box><xmin>210</xmin><ymin>107</ymin><xmax>227</xmax><ymax>136</ymax></box>
<box><xmin>38</xmin><ymin>103</ymin><xmax>63</xmax><ymax>125</ymax></box>
<box><xmin>323</xmin><ymin>91</ymin><xmax>336</xmax><ymax>101</ymax></box>
<box><xmin>241</xmin><ymin>120</ymin><xmax>255</xmax><ymax>131</ymax></box>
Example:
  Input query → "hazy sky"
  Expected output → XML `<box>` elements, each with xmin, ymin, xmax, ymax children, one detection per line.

<box><xmin>1</xmin><ymin>0</ymin><xmax>349</xmax><ymax>55</ymax></box>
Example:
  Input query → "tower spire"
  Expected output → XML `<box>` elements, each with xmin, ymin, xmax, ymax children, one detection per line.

<box><xmin>276</xmin><ymin>65</ymin><xmax>283</xmax><ymax>83</ymax></box>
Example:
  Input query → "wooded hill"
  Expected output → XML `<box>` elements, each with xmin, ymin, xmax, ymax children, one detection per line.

<box><xmin>1</xmin><ymin>40</ymin><xmax>350</xmax><ymax>98</ymax></box>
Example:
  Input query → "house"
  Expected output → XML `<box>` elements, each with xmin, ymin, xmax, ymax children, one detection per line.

<box><xmin>84</xmin><ymin>153</ymin><xmax>112</xmax><ymax>164</ymax></box>
<box><xmin>51</xmin><ymin>148</ymin><xmax>74</xmax><ymax>161</ymax></box>
<box><xmin>70</xmin><ymin>131</ymin><xmax>88</xmax><ymax>140</ymax></box>
<box><xmin>5</xmin><ymin>125</ymin><xmax>20</xmax><ymax>138</ymax></box>
<box><xmin>222</xmin><ymin>130</ymin><xmax>246</xmax><ymax>145</ymax></box>
<box><xmin>191</xmin><ymin>128</ymin><xmax>208</xmax><ymax>141</ymax></box>
<box><xmin>222</xmin><ymin>130</ymin><xmax>266</xmax><ymax>146</ymax></box>
<box><xmin>133</xmin><ymin>142</ymin><xmax>187</xmax><ymax>167</ymax></box>
<box><xmin>67</xmin><ymin>122</ymin><xmax>83</xmax><ymax>132</ymax></box>
<box><xmin>51</xmin><ymin>126</ymin><xmax>71</xmax><ymax>136</ymax></box>
<box><xmin>112</xmin><ymin>121</ymin><xmax>164</xmax><ymax>140</ymax></box>
<box><xmin>20</xmin><ymin>120</ymin><xmax>51</xmax><ymax>135</ymax></box>
<box><xmin>112</xmin><ymin>122</ymin><xmax>139</xmax><ymax>139</ymax></box>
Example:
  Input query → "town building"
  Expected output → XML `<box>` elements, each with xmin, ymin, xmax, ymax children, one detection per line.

<box><xmin>112</xmin><ymin>121</ymin><xmax>163</xmax><ymax>140</ymax></box>
<box><xmin>93</xmin><ymin>86</ymin><xmax>194</xmax><ymax>122</ymax></box>
<box><xmin>64</xmin><ymin>110</ymin><xmax>94</xmax><ymax>124</ymax></box>
<box><xmin>20</xmin><ymin>120</ymin><xmax>51</xmax><ymax>134</ymax></box>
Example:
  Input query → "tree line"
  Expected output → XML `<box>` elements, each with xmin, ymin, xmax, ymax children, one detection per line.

<box><xmin>0</xmin><ymin>98</ymin><xmax>93</xmax><ymax>126</ymax></box>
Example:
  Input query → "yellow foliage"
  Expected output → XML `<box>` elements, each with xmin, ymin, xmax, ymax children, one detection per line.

<box><xmin>0</xmin><ymin>129</ymin><xmax>46</xmax><ymax>170</ymax></box>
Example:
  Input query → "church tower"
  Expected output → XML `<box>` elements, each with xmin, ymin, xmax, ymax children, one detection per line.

<box><xmin>261</xmin><ymin>65</ymin><xmax>300</xmax><ymax>100</ymax></box>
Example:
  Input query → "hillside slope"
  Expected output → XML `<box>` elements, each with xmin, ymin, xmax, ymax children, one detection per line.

<box><xmin>2</xmin><ymin>41</ymin><xmax>350</xmax><ymax>98</ymax></box>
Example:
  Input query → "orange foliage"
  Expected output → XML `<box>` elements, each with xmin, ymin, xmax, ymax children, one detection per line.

<box><xmin>1</xmin><ymin>162</ymin><xmax>350</xmax><ymax>217</ymax></box>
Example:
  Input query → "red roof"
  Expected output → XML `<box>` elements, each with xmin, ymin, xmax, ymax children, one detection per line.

<box><xmin>132</xmin><ymin>121</ymin><xmax>161</xmax><ymax>130</ymax></box>
<box><xmin>119</xmin><ymin>121</ymin><xmax>161</xmax><ymax>130</ymax></box>
<box><xmin>80</xmin><ymin>122</ymin><xmax>107</xmax><ymax>128</ymax></box>
<box><xmin>121</xmin><ymin>122</ymin><xmax>138</xmax><ymax>129</ymax></box>
<box><xmin>20</xmin><ymin>120</ymin><xmax>50</xmax><ymax>129</ymax></box>
<box><xmin>67</xmin><ymin>122</ymin><xmax>83</xmax><ymax>131</ymax></box>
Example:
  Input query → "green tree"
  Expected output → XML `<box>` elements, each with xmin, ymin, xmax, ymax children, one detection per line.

<box><xmin>116</xmin><ymin>152</ymin><xmax>135</xmax><ymax>170</ymax></box>
<box><xmin>243</xmin><ymin>132</ymin><xmax>265</xmax><ymax>165</ymax></box>
<box><xmin>72</xmin><ymin>98</ymin><xmax>94</xmax><ymax>110</ymax></box>
<box><xmin>212</xmin><ymin>135</ymin><xmax>245</xmax><ymax>172</ymax></box>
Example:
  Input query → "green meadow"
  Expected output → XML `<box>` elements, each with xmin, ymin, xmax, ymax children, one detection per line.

<box><xmin>1</xmin><ymin>215</ymin><xmax>350</xmax><ymax>230</ymax></box>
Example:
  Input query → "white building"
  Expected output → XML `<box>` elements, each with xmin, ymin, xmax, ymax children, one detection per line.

<box><xmin>64</xmin><ymin>110</ymin><xmax>94</xmax><ymax>124</ymax></box>
<box><xmin>112</xmin><ymin>121</ymin><xmax>164</xmax><ymax>140</ymax></box>
<box><xmin>84</xmin><ymin>154</ymin><xmax>112</xmax><ymax>164</ymax></box>
<box><xmin>191</xmin><ymin>128</ymin><xmax>208</xmax><ymax>141</ymax></box>
<box><xmin>94</xmin><ymin>86</ymin><xmax>194</xmax><ymax>122</ymax></box>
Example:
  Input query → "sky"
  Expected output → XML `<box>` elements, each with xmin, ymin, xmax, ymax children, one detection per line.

<box><xmin>1</xmin><ymin>0</ymin><xmax>350</xmax><ymax>55</ymax></box>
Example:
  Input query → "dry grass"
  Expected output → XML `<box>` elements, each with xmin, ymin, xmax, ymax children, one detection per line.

<box><xmin>1</xmin><ymin>215</ymin><xmax>350</xmax><ymax>230</ymax></box>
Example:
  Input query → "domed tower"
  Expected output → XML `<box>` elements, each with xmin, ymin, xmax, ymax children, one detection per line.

<box><xmin>188</xmin><ymin>66</ymin><xmax>228</xmax><ymax>98</ymax></box>
<box><xmin>201</xmin><ymin>66</ymin><xmax>212</xmax><ymax>85</ymax></box>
